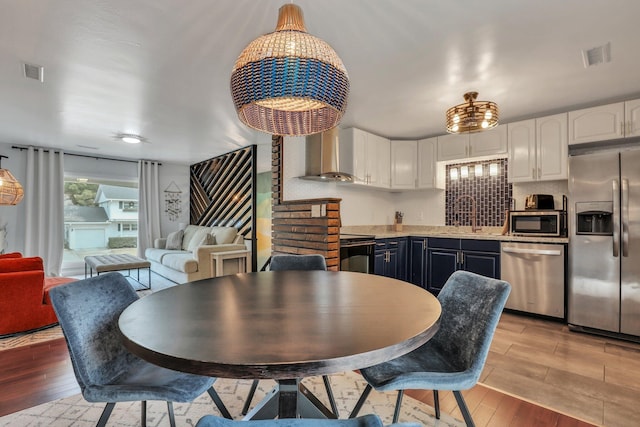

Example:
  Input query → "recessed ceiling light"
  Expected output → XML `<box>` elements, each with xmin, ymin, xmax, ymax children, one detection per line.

<box><xmin>116</xmin><ymin>133</ymin><xmax>146</xmax><ymax>144</ymax></box>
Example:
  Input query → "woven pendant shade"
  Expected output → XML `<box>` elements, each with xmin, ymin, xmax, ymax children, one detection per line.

<box><xmin>446</xmin><ymin>92</ymin><xmax>499</xmax><ymax>133</ymax></box>
<box><xmin>0</xmin><ymin>168</ymin><xmax>24</xmax><ymax>205</ymax></box>
<box><xmin>230</xmin><ymin>4</ymin><xmax>349</xmax><ymax>136</ymax></box>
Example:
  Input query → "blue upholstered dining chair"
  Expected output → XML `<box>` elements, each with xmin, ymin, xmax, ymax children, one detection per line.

<box><xmin>242</xmin><ymin>254</ymin><xmax>338</xmax><ymax>417</ymax></box>
<box><xmin>269</xmin><ymin>253</ymin><xmax>327</xmax><ymax>271</ymax></box>
<box><xmin>48</xmin><ymin>273</ymin><xmax>232</xmax><ymax>427</ymax></box>
<box><xmin>196</xmin><ymin>413</ymin><xmax>419</xmax><ymax>427</ymax></box>
<box><xmin>349</xmin><ymin>270</ymin><xmax>511</xmax><ymax>427</ymax></box>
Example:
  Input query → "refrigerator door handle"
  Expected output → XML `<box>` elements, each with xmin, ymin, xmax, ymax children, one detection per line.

<box><xmin>622</xmin><ymin>178</ymin><xmax>630</xmax><ymax>257</ymax></box>
<box><xmin>613</xmin><ymin>179</ymin><xmax>620</xmax><ymax>258</ymax></box>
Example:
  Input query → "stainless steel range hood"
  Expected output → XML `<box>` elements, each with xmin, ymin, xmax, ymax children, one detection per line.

<box><xmin>299</xmin><ymin>127</ymin><xmax>353</xmax><ymax>182</ymax></box>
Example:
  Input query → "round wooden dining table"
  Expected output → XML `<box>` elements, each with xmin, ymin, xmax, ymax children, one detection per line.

<box><xmin>118</xmin><ymin>270</ymin><xmax>441</xmax><ymax>419</ymax></box>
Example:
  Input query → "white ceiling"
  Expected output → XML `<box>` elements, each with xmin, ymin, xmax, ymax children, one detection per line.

<box><xmin>1</xmin><ymin>0</ymin><xmax>639</xmax><ymax>165</ymax></box>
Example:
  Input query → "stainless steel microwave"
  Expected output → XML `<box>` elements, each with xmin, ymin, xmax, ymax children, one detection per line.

<box><xmin>509</xmin><ymin>210</ymin><xmax>567</xmax><ymax>237</ymax></box>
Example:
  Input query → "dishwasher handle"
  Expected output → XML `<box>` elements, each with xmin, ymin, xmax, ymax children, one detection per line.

<box><xmin>502</xmin><ymin>247</ymin><xmax>562</xmax><ymax>256</ymax></box>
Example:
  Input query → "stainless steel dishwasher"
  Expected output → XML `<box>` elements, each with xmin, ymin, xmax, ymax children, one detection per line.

<box><xmin>500</xmin><ymin>242</ymin><xmax>565</xmax><ymax>319</ymax></box>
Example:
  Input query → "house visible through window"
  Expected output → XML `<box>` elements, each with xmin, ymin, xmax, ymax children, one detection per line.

<box><xmin>118</xmin><ymin>223</ymin><xmax>138</xmax><ymax>232</ymax></box>
<box><xmin>62</xmin><ymin>178</ymin><xmax>139</xmax><ymax>275</ymax></box>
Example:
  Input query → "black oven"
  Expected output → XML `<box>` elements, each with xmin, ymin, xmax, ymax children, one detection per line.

<box><xmin>339</xmin><ymin>234</ymin><xmax>375</xmax><ymax>274</ymax></box>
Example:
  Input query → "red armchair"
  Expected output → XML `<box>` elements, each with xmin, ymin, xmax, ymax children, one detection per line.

<box><xmin>0</xmin><ymin>252</ymin><xmax>76</xmax><ymax>336</ymax></box>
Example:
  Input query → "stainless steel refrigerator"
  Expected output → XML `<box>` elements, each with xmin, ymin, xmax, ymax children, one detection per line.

<box><xmin>568</xmin><ymin>148</ymin><xmax>640</xmax><ymax>337</ymax></box>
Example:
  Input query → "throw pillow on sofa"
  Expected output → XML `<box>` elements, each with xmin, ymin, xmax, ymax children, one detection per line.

<box><xmin>165</xmin><ymin>230</ymin><xmax>184</xmax><ymax>250</ymax></box>
<box><xmin>187</xmin><ymin>228</ymin><xmax>213</xmax><ymax>252</ymax></box>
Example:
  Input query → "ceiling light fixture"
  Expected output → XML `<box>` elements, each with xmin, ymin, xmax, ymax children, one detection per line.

<box><xmin>446</xmin><ymin>91</ymin><xmax>499</xmax><ymax>134</ymax></box>
<box><xmin>230</xmin><ymin>3</ymin><xmax>350</xmax><ymax>136</ymax></box>
<box><xmin>0</xmin><ymin>155</ymin><xmax>24</xmax><ymax>205</ymax></box>
<box><xmin>117</xmin><ymin>133</ymin><xmax>144</xmax><ymax>144</ymax></box>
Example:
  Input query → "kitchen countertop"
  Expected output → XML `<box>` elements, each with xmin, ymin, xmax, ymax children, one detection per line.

<box><xmin>341</xmin><ymin>225</ymin><xmax>569</xmax><ymax>244</ymax></box>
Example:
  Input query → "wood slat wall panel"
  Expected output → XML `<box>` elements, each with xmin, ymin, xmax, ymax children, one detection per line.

<box><xmin>190</xmin><ymin>145</ymin><xmax>257</xmax><ymax>270</ymax></box>
<box><xmin>270</xmin><ymin>136</ymin><xmax>341</xmax><ymax>270</ymax></box>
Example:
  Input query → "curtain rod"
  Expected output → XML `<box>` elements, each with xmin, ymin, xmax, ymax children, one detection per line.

<box><xmin>10</xmin><ymin>145</ymin><xmax>162</xmax><ymax>165</ymax></box>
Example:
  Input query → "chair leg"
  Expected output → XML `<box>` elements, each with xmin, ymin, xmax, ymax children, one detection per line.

<box><xmin>167</xmin><ymin>401</ymin><xmax>176</xmax><ymax>427</ymax></box>
<box><xmin>242</xmin><ymin>379</ymin><xmax>260</xmax><ymax>415</ymax></box>
<box><xmin>96</xmin><ymin>402</ymin><xmax>115</xmax><ymax>427</ymax></box>
<box><xmin>141</xmin><ymin>401</ymin><xmax>147</xmax><ymax>426</ymax></box>
<box><xmin>348</xmin><ymin>384</ymin><xmax>372</xmax><ymax>418</ymax></box>
<box><xmin>392</xmin><ymin>390</ymin><xmax>404</xmax><ymax>423</ymax></box>
<box><xmin>433</xmin><ymin>390</ymin><xmax>440</xmax><ymax>419</ymax></box>
<box><xmin>453</xmin><ymin>390</ymin><xmax>475</xmax><ymax>427</ymax></box>
<box><xmin>207</xmin><ymin>386</ymin><xmax>233</xmax><ymax>419</ymax></box>
<box><xmin>322</xmin><ymin>375</ymin><xmax>340</xmax><ymax>417</ymax></box>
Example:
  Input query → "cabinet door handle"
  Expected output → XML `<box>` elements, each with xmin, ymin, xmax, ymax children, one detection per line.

<box><xmin>621</xmin><ymin>121</ymin><xmax>625</xmax><ymax>136</ymax></box>
<box><xmin>538</xmin><ymin>167</ymin><xmax>542</xmax><ymax>179</ymax></box>
<box><xmin>532</xmin><ymin>168</ymin><xmax>536</xmax><ymax>179</ymax></box>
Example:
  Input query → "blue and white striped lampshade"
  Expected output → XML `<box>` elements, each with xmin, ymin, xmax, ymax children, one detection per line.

<box><xmin>231</xmin><ymin>4</ymin><xmax>349</xmax><ymax>136</ymax></box>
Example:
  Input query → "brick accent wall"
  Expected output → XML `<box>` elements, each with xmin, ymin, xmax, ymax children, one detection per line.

<box><xmin>271</xmin><ymin>136</ymin><xmax>341</xmax><ymax>271</ymax></box>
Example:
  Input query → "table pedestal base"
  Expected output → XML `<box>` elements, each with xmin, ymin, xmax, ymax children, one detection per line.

<box><xmin>243</xmin><ymin>379</ymin><xmax>337</xmax><ymax>420</ymax></box>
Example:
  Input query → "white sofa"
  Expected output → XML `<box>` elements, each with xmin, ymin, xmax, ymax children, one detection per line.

<box><xmin>145</xmin><ymin>225</ymin><xmax>246</xmax><ymax>283</ymax></box>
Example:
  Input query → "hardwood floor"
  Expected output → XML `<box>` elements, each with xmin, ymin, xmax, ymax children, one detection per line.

<box><xmin>482</xmin><ymin>312</ymin><xmax>640</xmax><ymax>427</ymax></box>
<box><xmin>0</xmin><ymin>312</ymin><xmax>611</xmax><ymax>426</ymax></box>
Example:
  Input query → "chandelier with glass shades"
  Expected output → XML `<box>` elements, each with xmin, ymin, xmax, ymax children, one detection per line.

<box><xmin>230</xmin><ymin>3</ymin><xmax>349</xmax><ymax>136</ymax></box>
<box><xmin>446</xmin><ymin>91</ymin><xmax>499</xmax><ymax>133</ymax></box>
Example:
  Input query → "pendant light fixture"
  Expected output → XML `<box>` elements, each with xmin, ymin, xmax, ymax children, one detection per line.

<box><xmin>230</xmin><ymin>3</ymin><xmax>350</xmax><ymax>136</ymax></box>
<box><xmin>446</xmin><ymin>91</ymin><xmax>499</xmax><ymax>133</ymax></box>
<box><xmin>0</xmin><ymin>155</ymin><xmax>24</xmax><ymax>205</ymax></box>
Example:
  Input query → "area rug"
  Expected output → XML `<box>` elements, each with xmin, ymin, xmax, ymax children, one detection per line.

<box><xmin>0</xmin><ymin>371</ymin><xmax>464</xmax><ymax>427</ymax></box>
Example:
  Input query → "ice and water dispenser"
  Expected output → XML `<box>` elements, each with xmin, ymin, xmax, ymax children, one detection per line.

<box><xmin>575</xmin><ymin>202</ymin><xmax>613</xmax><ymax>235</ymax></box>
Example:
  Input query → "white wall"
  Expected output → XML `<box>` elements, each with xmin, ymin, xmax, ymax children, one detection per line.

<box><xmin>281</xmin><ymin>137</ymin><xmax>447</xmax><ymax>227</ymax></box>
<box><xmin>158</xmin><ymin>162</ymin><xmax>190</xmax><ymax>236</ymax></box>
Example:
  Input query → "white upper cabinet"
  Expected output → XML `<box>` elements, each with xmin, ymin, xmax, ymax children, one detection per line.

<box><xmin>417</xmin><ymin>137</ymin><xmax>443</xmax><ymax>189</ymax></box>
<box><xmin>469</xmin><ymin>124</ymin><xmax>508</xmax><ymax>158</ymax></box>
<box><xmin>339</xmin><ymin>128</ymin><xmax>390</xmax><ymax>189</ymax></box>
<box><xmin>626</xmin><ymin>99</ymin><xmax>640</xmax><ymax>138</ymax></box>
<box><xmin>508</xmin><ymin>119</ymin><xmax>536</xmax><ymax>182</ymax></box>
<box><xmin>568</xmin><ymin>102</ymin><xmax>624</xmax><ymax>145</ymax></box>
<box><xmin>369</xmin><ymin>132</ymin><xmax>391</xmax><ymax>188</ymax></box>
<box><xmin>437</xmin><ymin>125</ymin><xmax>507</xmax><ymax>161</ymax></box>
<box><xmin>537</xmin><ymin>113</ymin><xmax>568</xmax><ymax>181</ymax></box>
<box><xmin>390</xmin><ymin>140</ymin><xmax>417</xmax><ymax>190</ymax></box>
<box><xmin>508</xmin><ymin>113</ymin><xmax>567</xmax><ymax>183</ymax></box>
<box><xmin>436</xmin><ymin>133</ymin><xmax>468</xmax><ymax>161</ymax></box>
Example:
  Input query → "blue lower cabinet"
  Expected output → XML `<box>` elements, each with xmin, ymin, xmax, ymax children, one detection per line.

<box><xmin>409</xmin><ymin>237</ymin><xmax>428</xmax><ymax>288</ymax></box>
<box><xmin>374</xmin><ymin>238</ymin><xmax>407</xmax><ymax>281</ymax></box>
<box><xmin>426</xmin><ymin>238</ymin><xmax>500</xmax><ymax>295</ymax></box>
<box><xmin>427</xmin><ymin>248</ymin><xmax>459</xmax><ymax>293</ymax></box>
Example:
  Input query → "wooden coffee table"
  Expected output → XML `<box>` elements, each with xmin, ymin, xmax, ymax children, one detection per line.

<box><xmin>118</xmin><ymin>270</ymin><xmax>441</xmax><ymax>419</ymax></box>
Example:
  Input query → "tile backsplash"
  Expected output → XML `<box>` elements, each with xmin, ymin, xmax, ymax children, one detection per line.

<box><xmin>445</xmin><ymin>158</ymin><xmax>512</xmax><ymax>227</ymax></box>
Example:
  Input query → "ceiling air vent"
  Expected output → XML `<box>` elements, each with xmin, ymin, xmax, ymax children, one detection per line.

<box><xmin>582</xmin><ymin>42</ymin><xmax>611</xmax><ymax>68</ymax></box>
<box><xmin>23</xmin><ymin>63</ymin><xmax>44</xmax><ymax>82</ymax></box>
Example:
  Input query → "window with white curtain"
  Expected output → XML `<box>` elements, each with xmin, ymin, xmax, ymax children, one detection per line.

<box><xmin>61</xmin><ymin>156</ymin><xmax>139</xmax><ymax>276</ymax></box>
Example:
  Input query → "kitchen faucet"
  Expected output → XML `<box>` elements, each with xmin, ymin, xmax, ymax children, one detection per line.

<box><xmin>453</xmin><ymin>195</ymin><xmax>481</xmax><ymax>233</ymax></box>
